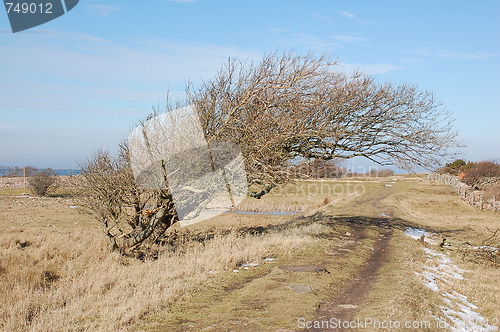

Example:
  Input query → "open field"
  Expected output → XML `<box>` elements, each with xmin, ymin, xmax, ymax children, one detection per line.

<box><xmin>0</xmin><ymin>175</ymin><xmax>498</xmax><ymax>331</ymax></box>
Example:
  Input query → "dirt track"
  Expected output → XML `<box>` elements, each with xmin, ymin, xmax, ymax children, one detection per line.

<box><xmin>143</xmin><ymin>185</ymin><xmax>401</xmax><ymax>332</ymax></box>
<box><xmin>311</xmin><ymin>218</ymin><xmax>393</xmax><ymax>330</ymax></box>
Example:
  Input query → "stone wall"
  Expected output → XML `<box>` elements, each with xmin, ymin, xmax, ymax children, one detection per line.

<box><xmin>0</xmin><ymin>177</ymin><xmax>26</xmax><ymax>191</ymax></box>
<box><xmin>428</xmin><ymin>173</ymin><xmax>500</xmax><ymax>212</ymax></box>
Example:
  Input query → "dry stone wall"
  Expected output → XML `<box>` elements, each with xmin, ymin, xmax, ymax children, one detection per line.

<box><xmin>429</xmin><ymin>173</ymin><xmax>500</xmax><ymax>212</ymax></box>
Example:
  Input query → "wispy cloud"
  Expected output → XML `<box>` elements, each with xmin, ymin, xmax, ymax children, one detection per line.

<box><xmin>406</xmin><ymin>47</ymin><xmax>499</xmax><ymax>60</ymax></box>
<box><xmin>331</xmin><ymin>34</ymin><xmax>367</xmax><ymax>43</ymax></box>
<box><xmin>275</xmin><ymin>33</ymin><xmax>342</xmax><ymax>52</ymax></box>
<box><xmin>339</xmin><ymin>11</ymin><xmax>355</xmax><ymax>19</ymax></box>
<box><xmin>0</xmin><ymin>125</ymin><xmax>19</xmax><ymax>131</ymax></box>
<box><xmin>271</xmin><ymin>32</ymin><xmax>370</xmax><ymax>53</ymax></box>
<box><xmin>0</xmin><ymin>28</ymin><xmax>58</xmax><ymax>35</ymax></box>
<box><xmin>268</xmin><ymin>27</ymin><xmax>288</xmax><ymax>35</ymax></box>
<box><xmin>0</xmin><ymin>32</ymin><xmax>257</xmax><ymax>117</ymax></box>
<box><xmin>85</xmin><ymin>4</ymin><xmax>122</xmax><ymax>16</ymax></box>
<box><xmin>338</xmin><ymin>10</ymin><xmax>374</xmax><ymax>24</ymax></box>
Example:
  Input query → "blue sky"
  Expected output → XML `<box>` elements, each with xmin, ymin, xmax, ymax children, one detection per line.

<box><xmin>1</xmin><ymin>0</ymin><xmax>499</xmax><ymax>170</ymax></box>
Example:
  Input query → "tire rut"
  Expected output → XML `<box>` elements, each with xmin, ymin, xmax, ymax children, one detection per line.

<box><xmin>309</xmin><ymin>219</ymin><xmax>393</xmax><ymax>331</ymax></box>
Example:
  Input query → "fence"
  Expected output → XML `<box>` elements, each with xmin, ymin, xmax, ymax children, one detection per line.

<box><xmin>428</xmin><ymin>173</ymin><xmax>500</xmax><ymax>212</ymax></box>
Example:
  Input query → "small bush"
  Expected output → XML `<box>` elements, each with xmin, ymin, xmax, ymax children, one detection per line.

<box><xmin>461</xmin><ymin>161</ymin><xmax>477</xmax><ymax>173</ymax></box>
<box><xmin>291</xmin><ymin>159</ymin><xmax>345</xmax><ymax>179</ymax></box>
<box><xmin>366</xmin><ymin>168</ymin><xmax>395</xmax><ymax>177</ymax></box>
<box><xmin>27</xmin><ymin>169</ymin><xmax>58</xmax><ymax>196</ymax></box>
<box><xmin>439</xmin><ymin>159</ymin><xmax>477</xmax><ymax>175</ymax></box>
<box><xmin>462</xmin><ymin>161</ymin><xmax>500</xmax><ymax>188</ymax></box>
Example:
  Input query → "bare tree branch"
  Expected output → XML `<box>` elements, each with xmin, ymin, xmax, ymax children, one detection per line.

<box><xmin>191</xmin><ymin>52</ymin><xmax>460</xmax><ymax>196</ymax></box>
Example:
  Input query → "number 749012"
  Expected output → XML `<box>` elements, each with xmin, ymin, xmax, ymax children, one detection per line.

<box><xmin>5</xmin><ymin>2</ymin><xmax>53</xmax><ymax>14</ymax></box>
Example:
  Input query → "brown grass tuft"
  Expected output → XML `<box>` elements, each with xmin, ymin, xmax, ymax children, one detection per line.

<box><xmin>0</xmin><ymin>194</ymin><xmax>322</xmax><ymax>331</ymax></box>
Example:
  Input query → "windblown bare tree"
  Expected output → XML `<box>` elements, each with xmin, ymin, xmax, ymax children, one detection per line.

<box><xmin>76</xmin><ymin>52</ymin><xmax>459</xmax><ymax>251</ymax></box>
<box><xmin>191</xmin><ymin>52</ymin><xmax>459</xmax><ymax>197</ymax></box>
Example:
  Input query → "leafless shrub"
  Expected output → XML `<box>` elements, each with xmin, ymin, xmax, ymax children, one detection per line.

<box><xmin>366</xmin><ymin>168</ymin><xmax>395</xmax><ymax>177</ymax></box>
<box><xmin>73</xmin><ymin>147</ymin><xmax>177</xmax><ymax>251</ymax></box>
<box><xmin>27</xmin><ymin>169</ymin><xmax>58</xmax><ymax>197</ymax></box>
<box><xmin>290</xmin><ymin>159</ymin><xmax>346</xmax><ymax>179</ymax></box>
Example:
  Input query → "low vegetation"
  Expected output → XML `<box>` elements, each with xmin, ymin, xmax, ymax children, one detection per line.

<box><xmin>290</xmin><ymin>159</ymin><xmax>396</xmax><ymax>178</ymax></box>
<box><xmin>0</xmin><ymin>223</ymin><xmax>330</xmax><ymax>331</ymax></box>
<box><xmin>27</xmin><ymin>168</ymin><xmax>59</xmax><ymax>197</ymax></box>
<box><xmin>439</xmin><ymin>159</ymin><xmax>500</xmax><ymax>200</ymax></box>
<box><xmin>439</xmin><ymin>158</ymin><xmax>477</xmax><ymax>176</ymax></box>
<box><xmin>1</xmin><ymin>175</ymin><xmax>498</xmax><ymax>331</ymax></box>
<box><xmin>462</xmin><ymin>160</ymin><xmax>500</xmax><ymax>189</ymax></box>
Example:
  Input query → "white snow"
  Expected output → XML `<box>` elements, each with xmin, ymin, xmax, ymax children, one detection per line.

<box><xmin>404</xmin><ymin>228</ymin><xmax>440</xmax><ymax>245</ymax></box>
<box><xmin>241</xmin><ymin>262</ymin><xmax>259</xmax><ymax>267</ymax></box>
<box><xmin>405</xmin><ymin>227</ymin><xmax>429</xmax><ymax>240</ymax></box>
<box><xmin>405</xmin><ymin>227</ymin><xmax>498</xmax><ymax>332</ymax></box>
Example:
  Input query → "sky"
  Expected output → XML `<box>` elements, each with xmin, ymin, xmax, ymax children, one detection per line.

<box><xmin>1</xmin><ymin>0</ymin><xmax>499</xmax><ymax>171</ymax></box>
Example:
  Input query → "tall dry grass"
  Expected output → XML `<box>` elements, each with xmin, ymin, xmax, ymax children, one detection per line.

<box><xmin>0</xmin><ymin>219</ymin><xmax>324</xmax><ymax>331</ymax></box>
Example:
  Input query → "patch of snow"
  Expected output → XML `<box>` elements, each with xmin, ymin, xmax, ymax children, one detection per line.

<box><xmin>415</xmin><ymin>271</ymin><xmax>440</xmax><ymax>292</ymax></box>
<box><xmin>405</xmin><ymin>228</ymin><xmax>498</xmax><ymax>332</ymax></box>
<box><xmin>241</xmin><ymin>262</ymin><xmax>259</xmax><ymax>267</ymax></box>
<box><xmin>405</xmin><ymin>228</ymin><xmax>440</xmax><ymax>245</ymax></box>
<box><xmin>405</xmin><ymin>227</ymin><xmax>429</xmax><ymax>240</ymax></box>
<box><xmin>439</xmin><ymin>305</ymin><xmax>498</xmax><ymax>332</ymax></box>
<box><xmin>263</xmin><ymin>257</ymin><xmax>276</xmax><ymax>261</ymax></box>
<box><xmin>469</xmin><ymin>245</ymin><xmax>499</xmax><ymax>252</ymax></box>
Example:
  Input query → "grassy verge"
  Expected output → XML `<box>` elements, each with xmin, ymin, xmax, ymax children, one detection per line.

<box><xmin>379</xmin><ymin>176</ymin><xmax>500</xmax><ymax>328</ymax></box>
<box><xmin>382</xmin><ymin>176</ymin><xmax>500</xmax><ymax>244</ymax></box>
<box><xmin>353</xmin><ymin>229</ymin><xmax>447</xmax><ymax>331</ymax></box>
<box><xmin>1</xmin><ymin>219</ymin><xmax>334</xmax><ymax>331</ymax></box>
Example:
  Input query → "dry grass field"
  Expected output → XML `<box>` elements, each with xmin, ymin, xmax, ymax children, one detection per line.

<box><xmin>0</xmin><ymin>175</ymin><xmax>498</xmax><ymax>331</ymax></box>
